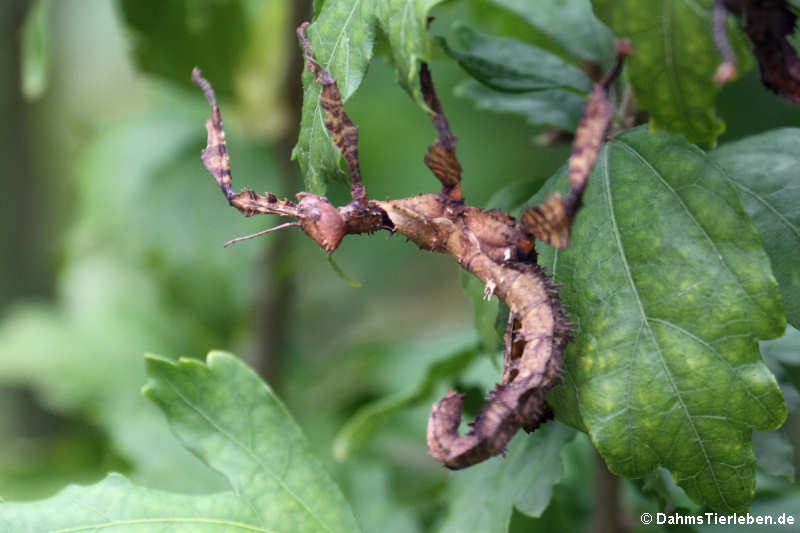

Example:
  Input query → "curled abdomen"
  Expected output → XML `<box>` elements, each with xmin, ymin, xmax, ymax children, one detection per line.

<box><xmin>427</xmin><ymin>245</ymin><xmax>569</xmax><ymax>469</ymax></box>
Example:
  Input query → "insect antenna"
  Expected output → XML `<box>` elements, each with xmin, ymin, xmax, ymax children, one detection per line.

<box><xmin>223</xmin><ymin>222</ymin><xmax>301</xmax><ymax>248</ymax></box>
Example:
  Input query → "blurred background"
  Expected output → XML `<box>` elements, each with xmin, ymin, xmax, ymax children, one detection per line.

<box><xmin>2</xmin><ymin>1</ymin><xmax>800</xmax><ymax>531</ymax></box>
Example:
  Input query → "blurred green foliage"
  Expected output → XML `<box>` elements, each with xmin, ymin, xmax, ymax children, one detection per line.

<box><xmin>1</xmin><ymin>0</ymin><xmax>800</xmax><ymax>531</ymax></box>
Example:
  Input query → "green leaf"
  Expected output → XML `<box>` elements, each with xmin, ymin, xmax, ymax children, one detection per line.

<box><xmin>537</xmin><ymin>126</ymin><xmax>787</xmax><ymax>512</ymax></box>
<box><xmin>118</xmin><ymin>0</ymin><xmax>249</xmax><ymax>97</ymax></box>
<box><xmin>333</xmin><ymin>344</ymin><xmax>479</xmax><ymax>460</ymax></box>
<box><xmin>0</xmin><ymin>352</ymin><xmax>361</xmax><ymax>533</ymax></box>
<box><xmin>443</xmin><ymin>24</ymin><xmax>592</xmax><ymax>93</ymax></box>
<box><xmin>293</xmin><ymin>0</ymin><xmax>445</xmax><ymax>192</ymax></box>
<box><xmin>143</xmin><ymin>352</ymin><xmax>360</xmax><ymax>532</ymax></box>
<box><xmin>641</xmin><ymin>467</ymin><xmax>701</xmax><ymax>513</ymax></box>
<box><xmin>0</xmin><ymin>474</ymin><xmax>261</xmax><ymax>532</ymax></box>
<box><xmin>376</xmin><ymin>0</ymin><xmax>448</xmax><ymax>104</ymax></box>
<box><xmin>711</xmin><ymin>128</ymin><xmax>800</xmax><ymax>329</ymax></box>
<box><xmin>592</xmin><ymin>0</ymin><xmax>749</xmax><ymax>146</ymax></box>
<box><xmin>294</xmin><ymin>0</ymin><xmax>377</xmax><ymax>192</ymax></box>
<box><xmin>438</xmin><ymin>423</ymin><xmax>576</xmax><ymax>533</ymax></box>
<box><xmin>454</xmin><ymin>80</ymin><xmax>587</xmax><ymax>132</ymax></box>
<box><xmin>515</xmin><ymin>432</ymin><xmax>593</xmax><ymax>532</ymax></box>
<box><xmin>491</xmin><ymin>0</ymin><xmax>614</xmax><ymax>64</ymax></box>
<box><xmin>20</xmin><ymin>0</ymin><xmax>52</xmax><ymax>101</ymax></box>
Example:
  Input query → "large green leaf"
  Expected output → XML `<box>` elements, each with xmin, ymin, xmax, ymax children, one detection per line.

<box><xmin>376</xmin><ymin>0</ymin><xmax>447</xmax><ymax>103</ymax></box>
<box><xmin>293</xmin><ymin>0</ymin><xmax>377</xmax><ymax>192</ymax></box>
<box><xmin>442</xmin><ymin>24</ymin><xmax>592</xmax><ymax>93</ymax></box>
<box><xmin>118</xmin><ymin>0</ymin><xmax>248</xmax><ymax>98</ymax></box>
<box><xmin>0</xmin><ymin>474</ymin><xmax>261</xmax><ymax>532</ymax></box>
<box><xmin>438</xmin><ymin>423</ymin><xmax>576</xmax><ymax>533</ymax></box>
<box><xmin>593</xmin><ymin>0</ymin><xmax>749</xmax><ymax>146</ymax></box>
<box><xmin>454</xmin><ymin>80</ymin><xmax>587</xmax><ymax>132</ymax></box>
<box><xmin>491</xmin><ymin>0</ymin><xmax>614</xmax><ymax>64</ymax></box>
<box><xmin>293</xmin><ymin>0</ymin><xmax>445</xmax><ymax>192</ymax></box>
<box><xmin>536</xmin><ymin>127</ymin><xmax>787</xmax><ymax>512</ymax></box>
<box><xmin>447</xmin><ymin>1</ymin><xmax>605</xmax><ymax>134</ymax></box>
<box><xmin>0</xmin><ymin>352</ymin><xmax>361</xmax><ymax>533</ymax></box>
<box><xmin>143</xmin><ymin>353</ymin><xmax>359</xmax><ymax>531</ymax></box>
<box><xmin>711</xmin><ymin>128</ymin><xmax>800</xmax><ymax>329</ymax></box>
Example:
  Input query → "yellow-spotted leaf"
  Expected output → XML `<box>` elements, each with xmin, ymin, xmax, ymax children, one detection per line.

<box><xmin>535</xmin><ymin>126</ymin><xmax>787</xmax><ymax>513</ymax></box>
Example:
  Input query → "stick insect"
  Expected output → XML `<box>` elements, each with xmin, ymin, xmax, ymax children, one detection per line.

<box><xmin>193</xmin><ymin>23</ymin><xmax>630</xmax><ymax>469</ymax></box>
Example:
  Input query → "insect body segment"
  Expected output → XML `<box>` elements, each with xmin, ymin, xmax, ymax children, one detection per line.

<box><xmin>193</xmin><ymin>24</ymin><xmax>629</xmax><ymax>469</ymax></box>
<box><xmin>427</xmin><ymin>244</ymin><xmax>569</xmax><ymax>468</ymax></box>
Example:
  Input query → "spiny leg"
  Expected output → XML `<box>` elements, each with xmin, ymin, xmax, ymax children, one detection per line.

<box><xmin>420</xmin><ymin>63</ymin><xmax>464</xmax><ymax>202</ymax></box>
<box><xmin>516</xmin><ymin>42</ymin><xmax>631</xmax><ymax>251</ymax></box>
<box><xmin>191</xmin><ymin>67</ymin><xmax>301</xmax><ymax>222</ymax></box>
<box><xmin>193</xmin><ymin>64</ymin><xmax>372</xmax><ymax>253</ymax></box>
<box><xmin>297</xmin><ymin>23</ymin><xmax>367</xmax><ymax>206</ymax></box>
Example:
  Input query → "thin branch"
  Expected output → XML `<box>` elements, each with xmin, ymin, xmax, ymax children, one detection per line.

<box><xmin>250</xmin><ymin>0</ymin><xmax>312</xmax><ymax>385</ymax></box>
<box><xmin>592</xmin><ymin>452</ymin><xmax>630</xmax><ymax>533</ymax></box>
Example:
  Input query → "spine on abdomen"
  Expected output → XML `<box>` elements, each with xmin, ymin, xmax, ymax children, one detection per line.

<box><xmin>427</xmin><ymin>241</ymin><xmax>569</xmax><ymax>469</ymax></box>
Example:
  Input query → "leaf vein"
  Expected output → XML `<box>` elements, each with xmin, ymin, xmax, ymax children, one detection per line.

<box><xmin>601</xmin><ymin>142</ymin><xmax>731</xmax><ymax>510</ymax></box>
<box><xmin>160</xmin><ymin>375</ymin><xmax>336</xmax><ymax>533</ymax></box>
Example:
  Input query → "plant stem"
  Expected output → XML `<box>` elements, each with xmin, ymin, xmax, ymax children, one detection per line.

<box><xmin>592</xmin><ymin>451</ymin><xmax>629</xmax><ymax>533</ymax></box>
<box><xmin>249</xmin><ymin>0</ymin><xmax>311</xmax><ymax>384</ymax></box>
<box><xmin>0</xmin><ymin>0</ymin><xmax>52</xmax><ymax>308</ymax></box>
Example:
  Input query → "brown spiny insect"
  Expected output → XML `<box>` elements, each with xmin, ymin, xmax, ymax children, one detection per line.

<box><xmin>713</xmin><ymin>0</ymin><xmax>800</xmax><ymax>101</ymax></box>
<box><xmin>193</xmin><ymin>22</ymin><xmax>629</xmax><ymax>469</ymax></box>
